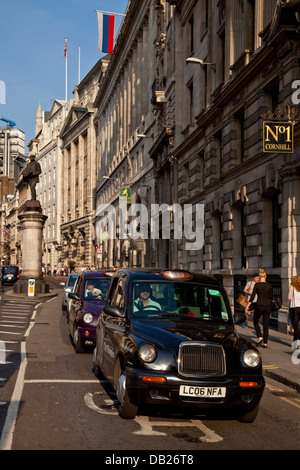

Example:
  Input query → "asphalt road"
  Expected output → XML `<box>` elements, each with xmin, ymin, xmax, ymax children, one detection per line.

<box><xmin>0</xmin><ymin>281</ymin><xmax>299</xmax><ymax>454</ymax></box>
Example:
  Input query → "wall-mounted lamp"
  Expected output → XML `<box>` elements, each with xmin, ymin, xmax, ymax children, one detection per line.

<box><xmin>137</xmin><ymin>134</ymin><xmax>147</xmax><ymax>138</ymax></box>
<box><xmin>102</xmin><ymin>176</ymin><xmax>117</xmax><ymax>180</ymax></box>
<box><xmin>186</xmin><ymin>57</ymin><xmax>216</xmax><ymax>71</ymax></box>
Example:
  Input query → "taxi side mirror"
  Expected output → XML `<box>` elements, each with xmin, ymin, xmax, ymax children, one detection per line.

<box><xmin>103</xmin><ymin>305</ymin><xmax>123</xmax><ymax>317</ymax></box>
<box><xmin>68</xmin><ymin>292</ymin><xmax>80</xmax><ymax>301</ymax></box>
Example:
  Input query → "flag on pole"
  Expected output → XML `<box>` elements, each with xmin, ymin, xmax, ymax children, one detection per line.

<box><xmin>97</xmin><ymin>12</ymin><xmax>115</xmax><ymax>53</ymax></box>
<box><xmin>64</xmin><ymin>37</ymin><xmax>68</xmax><ymax>59</ymax></box>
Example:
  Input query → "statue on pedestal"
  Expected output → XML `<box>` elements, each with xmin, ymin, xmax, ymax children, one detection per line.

<box><xmin>23</xmin><ymin>154</ymin><xmax>42</xmax><ymax>200</ymax></box>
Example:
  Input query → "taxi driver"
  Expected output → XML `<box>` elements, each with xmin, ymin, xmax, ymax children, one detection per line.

<box><xmin>134</xmin><ymin>283</ymin><xmax>161</xmax><ymax>311</ymax></box>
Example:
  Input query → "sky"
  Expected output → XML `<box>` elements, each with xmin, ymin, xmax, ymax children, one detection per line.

<box><xmin>0</xmin><ymin>0</ymin><xmax>129</xmax><ymax>148</ymax></box>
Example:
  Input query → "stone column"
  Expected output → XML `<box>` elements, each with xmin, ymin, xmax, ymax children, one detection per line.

<box><xmin>14</xmin><ymin>201</ymin><xmax>48</xmax><ymax>295</ymax></box>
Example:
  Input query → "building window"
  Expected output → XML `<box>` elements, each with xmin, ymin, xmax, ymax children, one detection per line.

<box><xmin>188</xmin><ymin>15</ymin><xmax>194</xmax><ymax>55</ymax></box>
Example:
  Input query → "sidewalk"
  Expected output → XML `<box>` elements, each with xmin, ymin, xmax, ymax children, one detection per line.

<box><xmin>235</xmin><ymin>322</ymin><xmax>300</xmax><ymax>394</ymax></box>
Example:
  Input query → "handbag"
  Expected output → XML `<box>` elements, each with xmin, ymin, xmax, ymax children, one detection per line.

<box><xmin>236</xmin><ymin>293</ymin><xmax>249</xmax><ymax>309</ymax></box>
<box><xmin>271</xmin><ymin>296</ymin><xmax>282</xmax><ymax>312</ymax></box>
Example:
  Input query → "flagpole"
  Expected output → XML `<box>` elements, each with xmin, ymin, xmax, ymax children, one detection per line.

<box><xmin>78</xmin><ymin>46</ymin><xmax>80</xmax><ymax>84</ymax></box>
<box><xmin>65</xmin><ymin>37</ymin><xmax>68</xmax><ymax>101</ymax></box>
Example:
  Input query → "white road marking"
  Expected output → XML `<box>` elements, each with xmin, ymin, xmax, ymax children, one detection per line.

<box><xmin>84</xmin><ymin>392</ymin><xmax>118</xmax><ymax>416</ymax></box>
<box><xmin>0</xmin><ymin>331</ymin><xmax>22</xmax><ymax>335</ymax></box>
<box><xmin>24</xmin><ymin>322</ymin><xmax>35</xmax><ymax>337</ymax></box>
<box><xmin>0</xmin><ymin>301</ymin><xmax>40</xmax><ymax>450</ymax></box>
<box><xmin>24</xmin><ymin>379</ymin><xmax>99</xmax><ymax>383</ymax></box>
<box><xmin>0</xmin><ymin>342</ymin><xmax>27</xmax><ymax>450</ymax></box>
<box><xmin>133</xmin><ymin>416</ymin><xmax>223</xmax><ymax>442</ymax></box>
<box><xmin>0</xmin><ymin>321</ymin><xmax>27</xmax><ymax>324</ymax></box>
<box><xmin>1</xmin><ymin>316</ymin><xmax>28</xmax><ymax>319</ymax></box>
<box><xmin>84</xmin><ymin>392</ymin><xmax>224</xmax><ymax>443</ymax></box>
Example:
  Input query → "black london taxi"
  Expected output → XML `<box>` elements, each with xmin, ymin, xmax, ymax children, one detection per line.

<box><xmin>1</xmin><ymin>265</ymin><xmax>19</xmax><ymax>285</ymax></box>
<box><xmin>93</xmin><ymin>268</ymin><xmax>265</xmax><ymax>422</ymax></box>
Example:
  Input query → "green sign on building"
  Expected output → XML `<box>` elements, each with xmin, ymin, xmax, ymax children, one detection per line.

<box><xmin>119</xmin><ymin>187</ymin><xmax>131</xmax><ymax>204</ymax></box>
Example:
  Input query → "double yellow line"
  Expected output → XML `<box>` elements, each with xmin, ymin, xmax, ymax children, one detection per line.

<box><xmin>266</xmin><ymin>382</ymin><xmax>300</xmax><ymax>409</ymax></box>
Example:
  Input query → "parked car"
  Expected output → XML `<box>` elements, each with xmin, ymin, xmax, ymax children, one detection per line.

<box><xmin>93</xmin><ymin>268</ymin><xmax>265</xmax><ymax>422</ymax></box>
<box><xmin>62</xmin><ymin>272</ymin><xmax>80</xmax><ymax>310</ymax></box>
<box><xmin>66</xmin><ymin>276</ymin><xmax>80</xmax><ymax>320</ymax></box>
<box><xmin>68</xmin><ymin>270</ymin><xmax>114</xmax><ymax>353</ymax></box>
<box><xmin>1</xmin><ymin>265</ymin><xmax>19</xmax><ymax>285</ymax></box>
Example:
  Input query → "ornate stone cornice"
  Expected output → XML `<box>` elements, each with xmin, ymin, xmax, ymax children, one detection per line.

<box><xmin>262</xmin><ymin>105</ymin><xmax>300</xmax><ymax>122</ymax></box>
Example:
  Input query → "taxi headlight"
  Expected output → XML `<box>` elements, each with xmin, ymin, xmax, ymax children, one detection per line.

<box><xmin>83</xmin><ymin>313</ymin><xmax>93</xmax><ymax>324</ymax></box>
<box><xmin>139</xmin><ymin>344</ymin><xmax>157</xmax><ymax>363</ymax></box>
<box><xmin>243</xmin><ymin>349</ymin><xmax>261</xmax><ymax>368</ymax></box>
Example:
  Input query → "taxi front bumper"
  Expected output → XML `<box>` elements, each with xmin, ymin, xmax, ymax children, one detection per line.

<box><xmin>125</xmin><ymin>368</ymin><xmax>265</xmax><ymax>411</ymax></box>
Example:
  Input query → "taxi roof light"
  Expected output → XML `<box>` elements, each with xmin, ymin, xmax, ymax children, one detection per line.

<box><xmin>160</xmin><ymin>269</ymin><xmax>193</xmax><ymax>280</ymax></box>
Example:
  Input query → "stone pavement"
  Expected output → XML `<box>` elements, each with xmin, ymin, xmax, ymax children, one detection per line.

<box><xmin>235</xmin><ymin>322</ymin><xmax>300</xmax><ymax>394</ymax></box>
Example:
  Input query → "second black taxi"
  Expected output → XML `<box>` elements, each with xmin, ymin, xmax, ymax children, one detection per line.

<box><xmin>93</xmin><ymin>268</ymin><xmax>265</xmax><ymax>422</ymax></box>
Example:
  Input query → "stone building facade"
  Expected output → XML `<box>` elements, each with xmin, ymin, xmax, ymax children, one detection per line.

<box><xmin>94</xmin><ymin>0</ymin><xmax>300</xmax><ymax>330</ymax></box>
<box><xmin>94</xmin><ymin>0</ymin><xmax>179</xmax><ymax>268</ymax></box>
<box><xmin>33</xmin><ymin>99</ymin><xmax>73</xmax><ymax>272</ymax></box>
<box><xmin>164</xmin><ymin>0</ymin><xmax>300</xmax><ymax>330</ymax></box>
<box><xmin>0</xmin><ymin>124</ymin><xmax>26</xmax><ymax>265</ymax></box>
<box><xmin>60</xmin><ymin>58</ymin><xmax>109</xmax><ymax>269</ymax></box>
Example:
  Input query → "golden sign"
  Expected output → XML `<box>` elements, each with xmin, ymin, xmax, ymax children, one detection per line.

<box><xmin>263</xmin><ymin>121</ymin><xmax>294</xmax><ymax>154</ymax></box>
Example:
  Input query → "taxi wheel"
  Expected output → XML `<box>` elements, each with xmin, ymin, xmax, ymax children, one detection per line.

<box><xmin>239</xmin><ymin>403</ymin><xmax>260</xmax><ymax>423</ymax></box>
<box><xmin>115</xmin><ymin>362</ymin><xmax>138</xmax><ymax>419</ymax></box>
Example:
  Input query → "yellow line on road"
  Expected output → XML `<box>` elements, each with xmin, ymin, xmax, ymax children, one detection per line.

<box><xmin>266</xmin><ymin>384</ymin><xmax>300</xmax><ymax>409</ymax></box>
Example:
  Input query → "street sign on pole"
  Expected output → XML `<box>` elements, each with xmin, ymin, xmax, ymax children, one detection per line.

<box><xmin>28</xmin><ymin>279</ymin><xmax>35</xmax><ymax>297</ymax></box>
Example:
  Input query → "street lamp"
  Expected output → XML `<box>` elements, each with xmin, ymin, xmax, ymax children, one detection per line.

<box><xmin>186</xmin><ymin>57</ymin><xmax>216</xmax><ymax>71</ymax></box>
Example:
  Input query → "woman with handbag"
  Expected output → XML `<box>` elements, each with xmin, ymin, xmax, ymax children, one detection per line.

<box><xmin>245</xmin><ymin>269</ymin><xmax>273</xmax><ymax>348</ymax></box>
<box><xmin>242</xmin><ymin>273</ymin><xmax>259</xmax><ymax>328</ymax></box>
<box><xmin>288</xmin><ymin>276</ymin><xmax>300</xmax><ymax>348</ymax></box>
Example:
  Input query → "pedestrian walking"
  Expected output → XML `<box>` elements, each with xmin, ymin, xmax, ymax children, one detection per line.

<box><xmin>242</xmin><ymin>273</ymin><xmax>259</xmax><ymax>328</ymax></box>
<box><xmin>245</xmin><ymin>269</ymin><xmax>273</xmax><ymax>348</ymax></box>
<box><xmin>288</xmin><ymin>276</ymin><xmax>300</xmax><ymax>349</ymax></box>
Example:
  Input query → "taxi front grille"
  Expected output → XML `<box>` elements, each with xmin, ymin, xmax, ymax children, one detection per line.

<box><xmin>178</xmin><ymin>342</ymin><xmax>226</xmax><ymax>377</ymax></box>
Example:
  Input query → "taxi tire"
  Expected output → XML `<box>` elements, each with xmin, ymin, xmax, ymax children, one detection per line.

<box><xmin>115</xmin><ymin>362</ymin><xmax>138</xmax><ymax>419</ymax></box>
<box><xmin>239</xmin><ymin>403</ymin><xmax>260</xmax><ymax>423</ymax></box>
<box><xmin>118</xmin><ymin>385</ymin><xmax>138</xmax><ymax>419</ymax></box>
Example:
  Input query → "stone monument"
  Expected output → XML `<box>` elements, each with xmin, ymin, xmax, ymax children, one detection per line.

<box><xmin>13</xmin><ymin>155</ymin><xmax>49</xmax><ymax>295</ymax></box>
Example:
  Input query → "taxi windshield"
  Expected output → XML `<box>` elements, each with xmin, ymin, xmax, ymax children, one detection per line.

<box><xmin>2</xmin><ymin>266</ymin><xmax>18</xmax><ymax>274</ymax></box>
<box><xmin>132</xmin><ymin>281</ymin><xmax>231</xmax><ymax>322</ymax></box>
<box><xmin>84</xmin><ymin>278</ymin><xmax>111</xmax><ymax>300</ymax></box>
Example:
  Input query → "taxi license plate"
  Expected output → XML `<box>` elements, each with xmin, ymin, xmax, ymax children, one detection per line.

<box><xmin>179</xmin><ymin>385</ymin><xmax>226</xmax><ymax>398</ymax></box>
